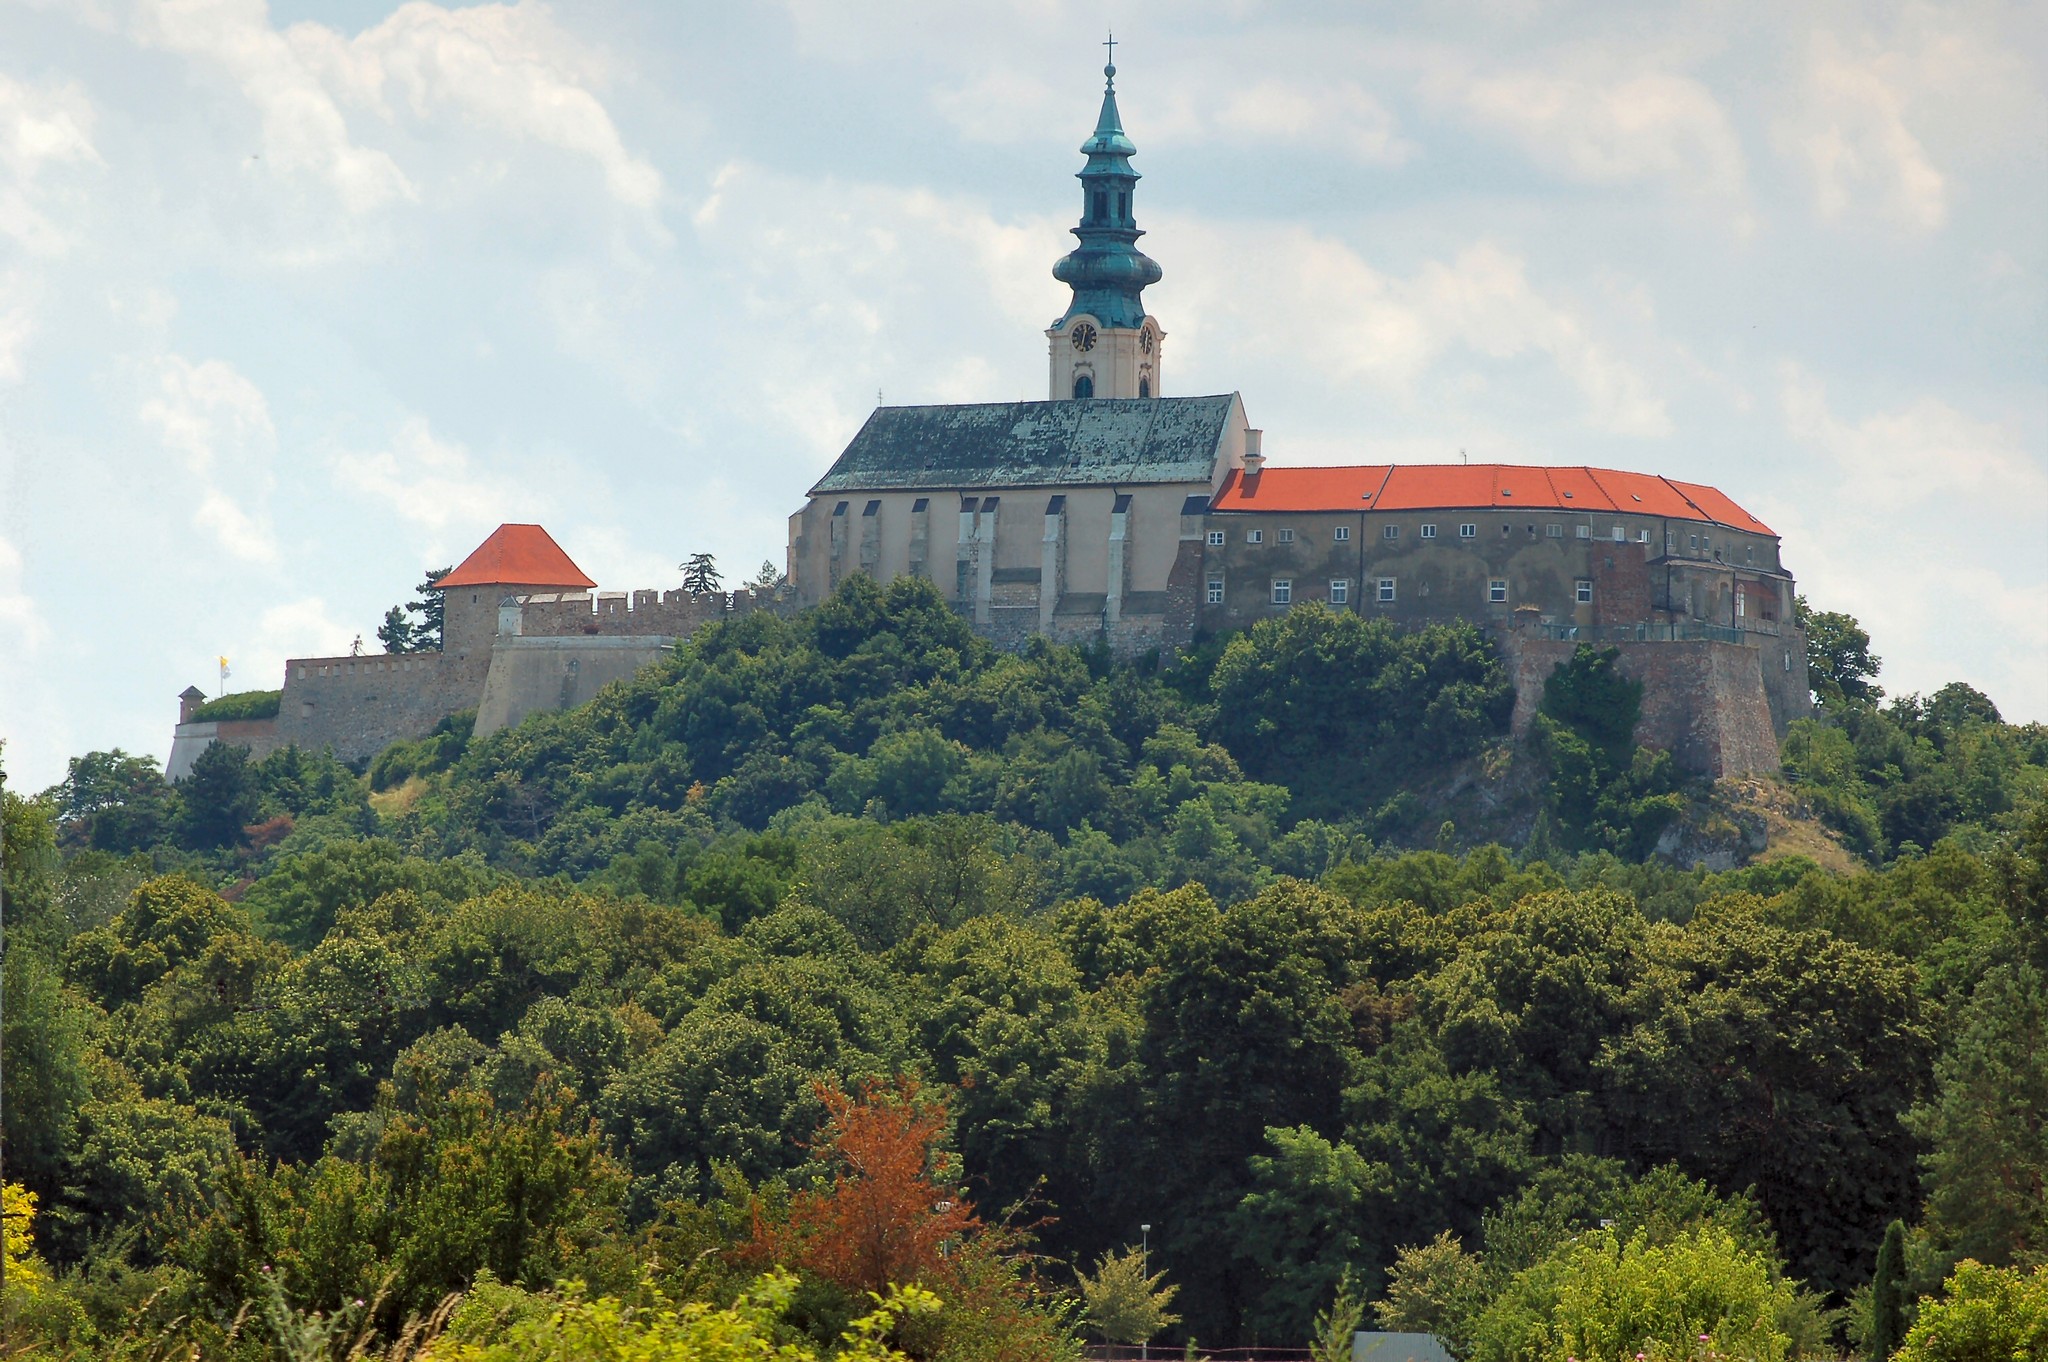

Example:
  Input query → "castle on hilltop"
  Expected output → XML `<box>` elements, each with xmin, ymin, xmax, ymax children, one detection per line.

<box><xmin>173</xmin><ymin>55</ymin><xmax>1808</xmax><ymax>783</ymax></box>
<box><xmin>166</xmin><ymin>524</ymin><xmax>777</xmax><ymax>779</ymax></box>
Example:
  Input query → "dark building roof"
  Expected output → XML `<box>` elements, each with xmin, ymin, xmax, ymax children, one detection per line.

<box><xmin>1211</xmin><ymin>463</ymin><xmax>1775</xmax><ymax>535</ymax></box>
<box><xmin>810</xmin><ymin>395</ymin><xmax>1236</xmax><ymax>494</ymax></box>
<box><xmin>436</xmin><ymin>524</ymin><xmax>597</xmax><ymax>590</ymax></box>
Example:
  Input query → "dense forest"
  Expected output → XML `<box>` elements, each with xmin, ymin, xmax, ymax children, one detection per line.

<box><xmin>2</xmin><ymin>576</ymin><xmax>2044</xmax><ymax>1360</ymax></box>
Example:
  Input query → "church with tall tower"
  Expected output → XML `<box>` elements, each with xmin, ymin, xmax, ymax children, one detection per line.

<box><xmin>786</xmin><ymin>52</ymin><xmax>1812</xmax><ymax>775</ymax></box>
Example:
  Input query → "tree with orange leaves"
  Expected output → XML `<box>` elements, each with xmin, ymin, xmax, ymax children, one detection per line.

<box><xmin>750</xmin><ymin>1078</ymin><xmax>980</xmax><ymax>1297</ymax></box>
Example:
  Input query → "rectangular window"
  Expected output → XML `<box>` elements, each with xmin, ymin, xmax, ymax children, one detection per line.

<box><xmin>1689</xmin><ymin>533</ymin><xmax>1699</xmax><ymax>549</ymax></box>
<box><xmin>1612</xmin><ymin>526</ymin><xmax>1625</xmax><ymax>541</ymax></box>
<box><xmin>1576</xmin><ymin>580</ymin><xmax>1593</xmax><ymax>603</ymax></box>
<box><xmin>1277</xmin><ymin>528</ymin><xmax>1295</xmax><ymax>544</ymax></box>
<box><xmin>1330</xmin><ymin>579</ymin><xmax>1349</xmax><ymax>604</ymax></box>
<box><xmin>1459</xmin><ymin>523</ymin><xmax>1476</xmax><ymax>539</ymax></box>
<box><xmin>1420</xmin><ymin>524</ymin><xmax>1437</xmax><ymax>539</ymax></box>
<box><xmin>1378</xmin><ymin>577</ymin><xmax>1397</xmax><ymax>602</ymax></box>
<box><xmin>1247</xmin><ymin>529</ymin><xmax>1263</xmax><ymax>545</ymax></box>
<box><xmin>1489</xmin><ymin>579</ymin><xmax>1508</xmax><ymax>603</ymax></box>
<box><xmin>1576</xmin><ymin>525</ymin><xmax>1591</xmax><ymax>540</ymax></box>
<box><xmin>1383</xmin><ymin>524</ymin><xmax>1400</xmax><ymax>540</ymax></box>
<box><xmin>1547</xmin><ymin>524</ymin><xmax>1562</xmax><ymax>538</ymax></box>
<box><xmin>1206</xmin><ymin>530</ymin><xmax>1225</xmax><ymax>546</ymax></box>
<box><xmin>1271</xmin><ymin>579</ymin><xmax>1292</xmax><ymax>605</ymax></box>
<box><xmin>1334</xmin><ymin>525</ymin><xmax>1351</xmax><ymax>542</ymax></box>
<box><xmin>1207</xmin><ymin>577</ymin><xmax>1224</xmax><ymax>605</ymax></box>
<box><xmin>1639</xmin><ymin>529</ymin><xmax>1650</xmax><ymax>543</ymax></box>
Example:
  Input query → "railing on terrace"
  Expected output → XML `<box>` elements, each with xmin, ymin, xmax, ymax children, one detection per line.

<box><xmin>1083</xmin><ymin>1349</ymin><xmax>1314</xmax><ymax>1362</ymax></box>
<box><xmin>1526</xmin><ymin>620</ymin><xmax>1779</xmax><ymax>645</ymax></box>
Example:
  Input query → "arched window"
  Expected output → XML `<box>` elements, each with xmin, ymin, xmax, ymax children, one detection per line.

<box><xmin>1074</xmin><ymin>374</ymin><xmax>1094</xmax><ymax>399</ymax></box>
<box><xmin>1139</xmin><ymin>376</ymin><xmax>1151</xmax><ymax>398</ymax></box>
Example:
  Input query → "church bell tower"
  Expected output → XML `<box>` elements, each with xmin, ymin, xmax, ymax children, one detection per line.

<box><xmin>1048</xmin><ymin>46</ymin><xmax>1164</xmax><ymax>401</ymax></box>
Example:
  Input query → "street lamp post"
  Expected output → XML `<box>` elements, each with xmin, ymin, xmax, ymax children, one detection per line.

<box><xmin>1140</xmin><ymin>1224</ymin><xmax>1152</xmax><ymax>1362</ymax></box>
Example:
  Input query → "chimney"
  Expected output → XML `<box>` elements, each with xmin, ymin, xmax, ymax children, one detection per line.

<box><xmin>1243</xmin><ymin>428</ymin><xmax>1265</xmax><ymax>475</ymax></box>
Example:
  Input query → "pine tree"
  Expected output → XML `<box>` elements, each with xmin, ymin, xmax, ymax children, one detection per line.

<box><xmin>1869</xmin><ymin>1218</ymin><xmax>1907</xmax><ymax>1361</ymax></box>
<box><xmin>681</xmin><ymin>552</ymin><xmax>722</xmax><ymax>597</ymax></box>
<box><xmin>409</xmin><ymin>567</ymin><xmax>451</xmax><ymax>650</ymax></box>
<box><xmin>375</xmin><ymin>605</ymin><xmax>415</xmax><ymax>654</ymax></box>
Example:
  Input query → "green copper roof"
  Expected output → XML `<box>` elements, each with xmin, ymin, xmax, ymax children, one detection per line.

<box><xmin>809</xmin><ymin>396</ymin><xmax>1236</xmax><ymax>493</ymax></box>
<box><xmin>1053</xmin><ymin>61</ymin><xmax>1160</xmax><ymax>332</ymax></box>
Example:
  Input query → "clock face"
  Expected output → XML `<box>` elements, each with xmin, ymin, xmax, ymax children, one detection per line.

<box><xmin>1071</xmin><ymin>322</ymin><xmax>1098</xmax><ymax>352</ymax></box>
<box><xmin>1139</xmin><ymin>326</ymin><xmax>1153</xmax><ymax>354</ymax></box>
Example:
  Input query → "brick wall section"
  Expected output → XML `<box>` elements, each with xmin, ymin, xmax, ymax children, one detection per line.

<box><xmin>1503</xmin><ymin>633</ymin><xmax>1783</xmax><ymax>778</ymax></box>
<box><xmin>1591</xmin><ymin>542</ymin><xmax>1654</xmax><ymax>628</ymax></box>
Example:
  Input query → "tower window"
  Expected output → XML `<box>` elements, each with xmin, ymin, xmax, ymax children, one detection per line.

<box><xmin>1139</xmin><ymin>376</ymin><xmax>1151</xmax><ymax>398</ymax></box>
<box><xmin>1118</xmin><ymin>190</ymin><xmax>1129</xmax><ymax>219</ymax></box>
<box><xmin>1073</xmin><ymin>374</ymin><xmax>1094</xmax><ymax>399</ymax></box>
<box><xmin>1092</xmin><ymin>190</ymin><xmax>1107</xmax><ymax>220</ymax></box>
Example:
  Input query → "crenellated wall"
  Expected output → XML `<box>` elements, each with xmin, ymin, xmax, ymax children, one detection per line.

<box><xmin>166</xmin><ymin>586</ymin><xmax>786</xmax><ymax>778</ymax></box>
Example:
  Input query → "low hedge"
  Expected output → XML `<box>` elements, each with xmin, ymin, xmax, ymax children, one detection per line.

<box><xmin>189</xmin><ymin>689</ymin><xmax>282</xmax><ymax>723</ymax></box>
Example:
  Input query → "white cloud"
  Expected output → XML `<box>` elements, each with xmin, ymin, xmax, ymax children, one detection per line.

<box><xmin>139</xmin><ymin>354</ymin><xmax>279</xmax><ymax>560</ymax></box>
<box><xmin>1784</xmin><ymin>28</ymin><xmax>1946</xmax><ymax>232</ymax></box>
<box><xmin>1211</xmin><ymin>80</ymin><xmax>1416</xmax><ymax>166</ymax></box>
<box><xmin>1779</xmin><ymin>362</ymin><xmax>2047</xmax><ymax>510</ymax></box>
<box><xmin>1176</xmin><ymin>225</ymin><xmax>1672</xmax><ymax>437</ymax></box>
<box><xmin>0</xmin><ymin>72</ymin><xmax>101</xmax><ymax>254</ymax></box>
<box><xmin>0</xmin><ymin>273</ymin><xmax>34</xmax><ymax>383</ymax></box>
<box><xmin>332</xmin><ymin>416</ymin><xmax>538</xmax><ymax>540</ymax></box>
<box><xmin>0</xmin><ymin>533</ymin><xmax>49</xmax><ymax>652</ymax></box>
<box><xmin>252</xmin><ymin>595</ymin><xmax>354</xmax><ymax>665</ymax></box>
<box><xmin>131</xmin><ymin>0</ymin><xmax>416</xmax><ymax>213</ymax></box>
<box><xmin>127</xmin><ymin>0</ymin><xmax>660</xmax><ymax>216</ymax></box>
<box><xmin>1453</xmin><ymin>66</ymin><xmax>1746</xmax><ymax>203</ymax></box>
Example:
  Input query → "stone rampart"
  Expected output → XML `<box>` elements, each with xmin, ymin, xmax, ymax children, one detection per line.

<box><xmin>1504</xmin><ymin>633</ymin><xmax>1784</xmax><ymax>778</ymax></box>
<box><xmin>269</xmin><ymin>650</ymin><xmax>478</xmax><ymax>766</ymax></box>
<box><xmin>165</xmin><ymin>716</ymin><xmax>287</xmax><ymax>780</ymax></box>
<box><xmin>474</xmin><ymin>636</ymin><xmax>677</xmax><ymax>738</ymax></box>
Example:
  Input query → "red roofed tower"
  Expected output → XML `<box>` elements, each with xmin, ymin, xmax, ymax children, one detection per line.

<box><xmin>435</xmin><ymin>524</ymin><xmax>598</xmax><ymax>675</ymax></box>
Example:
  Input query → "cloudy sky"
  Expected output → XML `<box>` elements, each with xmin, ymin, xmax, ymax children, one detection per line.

<box><xmin>1</xmin><ymin>0</ymin><xmax>2043</xmax><ymax>790</ymax></box>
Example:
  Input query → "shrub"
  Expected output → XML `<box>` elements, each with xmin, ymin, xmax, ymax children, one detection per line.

<box><xmin>188</xmin><ymin>689</ymin><xmax>283</xmax><ymax>722</ymax></box>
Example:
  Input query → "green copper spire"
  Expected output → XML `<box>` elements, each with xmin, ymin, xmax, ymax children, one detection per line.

<box><xmin>1052</xmin><ymin>47</ymin><xmax>1160</xmax><ymax>331</ymax></box>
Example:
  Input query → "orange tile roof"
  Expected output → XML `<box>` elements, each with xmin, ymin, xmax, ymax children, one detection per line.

<box><xmin>1210</xmin><ymin>463</ymin><xmax>1773</xmax><ymax>535</ymax></box>
<box><xmin>435</xmin><ymin>524</ymin><xmax>597</xmax><ymax>590</ymax></box>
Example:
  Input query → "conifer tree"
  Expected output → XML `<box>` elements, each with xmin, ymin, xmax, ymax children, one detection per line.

<box><xmin>1869</xmin><ymin>1218</ymin><xmax>1908</xmax><ymax>1361</ymax></box>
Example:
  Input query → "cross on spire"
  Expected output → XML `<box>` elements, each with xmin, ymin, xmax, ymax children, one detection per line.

<box><xmin>1103</xmin><ymin>30</ymin><xmax>1116</xmax><ymax>80</ymax></box>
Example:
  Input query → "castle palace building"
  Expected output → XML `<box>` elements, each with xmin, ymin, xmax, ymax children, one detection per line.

<box><xmin>787</xmin><ymin>58</ymin><xmax>1811</xmax><ymax>777</ymax></box>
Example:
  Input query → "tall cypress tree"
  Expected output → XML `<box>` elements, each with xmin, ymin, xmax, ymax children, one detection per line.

<box><xmin>1868</xmin><ymin>1218</ymin><xmax>1907</xmax><ymax>1360</ymax></box>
